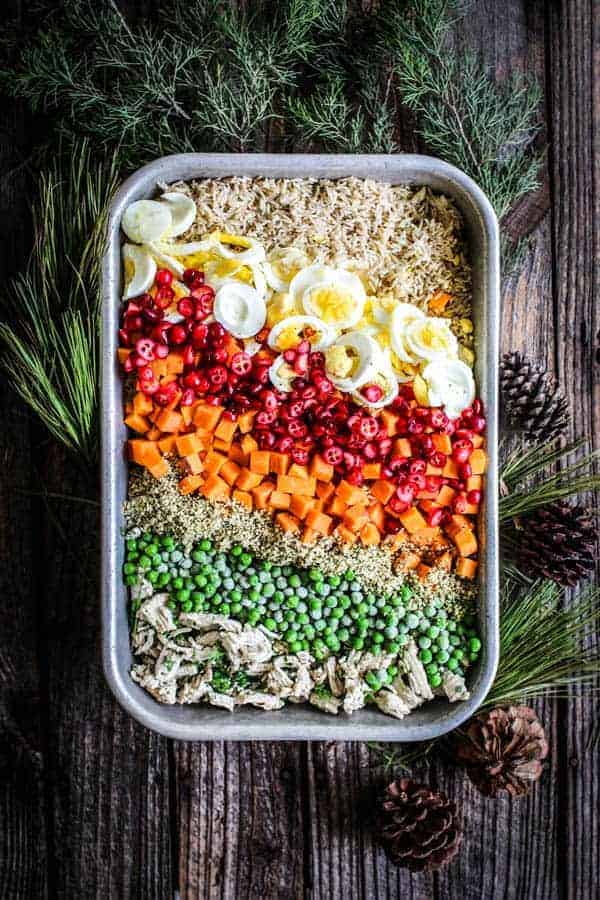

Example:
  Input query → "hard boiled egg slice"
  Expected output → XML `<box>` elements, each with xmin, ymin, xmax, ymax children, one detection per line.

<box><xmin>351</xmin><ymin>362</ymin><xmax>399</xmax><ymax>409</ymax></box>
<box><xmin>404</xmin><ymin>316</ymin><xmax>458</xmax><ymax>362</ymax></box>
<box><xmin>144</xmin><ymin>242</ymin><xmax>185</xmax><ymax>277</ymax></box>
<box><xmin>420</xmin><ymin>359</ymin><xmax>475</xmax><ymax>419</ymax></box>
<box><xmin>324</xmin><ymin>332</ymin><xmax>380</xmax><ymax>391</ymax></box>
<box><xmin>290</xmin><ymin>264</ymin><xmax>366</xmax><ymax>329</ymax></box>
<box><xmin>160</xmin><ymin>192</ymin><xmax>196</xmax><ymax>237</ymax></box>
<box><xmin>268</xmin><ymin>315</ymin><xmax>334</xmax><ymax>353</ymax></box>
<box><xmin>390</xmin><ymin>303</ymin><xmax>426</xmax><ymax>363</ymax></box>
<box><xmin>122</xmin><ymin>244</ymin><xmax>156</xmax><ymax>299</ymax></box>
<box><xmin>212</xmin><ymin>232</ymin><xmax>266</xmax><ymax>266</ymax></box>
<box><xmin>269</xmin><ymin>355</ymin><xmax>296</xmax><ymax>393</ymax></box>
<box><xmin>213</xmin><ymin>282</ymin><xmax>266</xmax><ymax>339</ymax></box>
<box><xmin>266</xmin><ymin>292</ymin><xmax>302</xmax><ymax>327</ymax></box>
<box><xmin>122</xmin><ymin>200</ymin><xmax>172</xmax><ymax>244</ymax></box>
<box><xmin>265</xmin><ymin>247</ymin><xmax>311</xmax><ymax>292</ymax></box>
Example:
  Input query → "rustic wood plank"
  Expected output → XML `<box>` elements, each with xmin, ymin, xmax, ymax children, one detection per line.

<box><xmin>547</xmin><ymin>2</ymin><xmax>600</xmax><ymax>899</ymax></box>
<box><xmin>0</xmin><ymin>1</ymin><xmax>47</xmax><ymax>891</ymax></box>
<box><xmin>175</xmin><ymin>740</ymin><xmax>306</xmax><ymax>899</ymax></box>
<box><xmin>35</xmin><ymin>456</ymin><xmax>173</xmax><ymax>900</ymax></box>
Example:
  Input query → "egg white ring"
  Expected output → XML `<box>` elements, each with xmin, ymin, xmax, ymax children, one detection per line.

<box><xmin>269</xmin><ymin>355</ymin><xmax>296</xmax><ymax>393</ymax></box>
<box><xmin>122</xmin><ymin>244</ymin><xmax>157</xmax><ymax>300</ymax></box>
<box><xmin>160</xmin><ymin>192</ymin><xmax>196</xmax><ymax>237</ymax></box>
<box><xmin>326</xmin><ymin>332</ymin><xmax>382</xmax><ymax>391</ymax></box>
<box><xmin>351</xmin><ymin>363</ymin><xmax>399</xmax><ymax>409</ymax></box>
<box><xmin>421</xmin><ymin>359</ymin><xmax>475</xmax><ymax>419</ymax></box>
<box><xmin>122</xmin><ymin>200</ymin><xmax>172</xmax><ymax>244</ymax></box>
<box><xmin>213</xmin><ymin>282</ymin><xmax>266</xmax><ymax>339</ymax></box>
<box><xmin>144</xmin><ymin>242</ymin><xmax>185</xmax><ymax>277</ymax></box>
<box><xmin>154</xmin><ymin>238</ymin><xmax>215</xmax><ymax>257</ymax></box>
<box><xmin>404</xmin><ymin>318</ymin><xmax>458</xmax><ymax>362</ymax></box>
<box><xmin>389</xmin><ymin>303</ymin><xmax>426</xmax><ymax>364</ymax></box>
<box><xmin>267</xmin><ymin>314</ymin><xmax>335</xmax><ymax>353</ymax></box>
<box><xmin>212</xmin><ymin>235</ymin><xmax>266</xmax><ymax>266</ymax></box>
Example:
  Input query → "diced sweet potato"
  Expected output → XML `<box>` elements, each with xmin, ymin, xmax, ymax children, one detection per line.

<box><xmin>236</xmin><ymin>468</ymin><xmax>263</xmax><ymax>491</ymax></box>
<box><xmin>237</xmin><ymin>410</ymin><xmax>256</xmax><ymax>434</ymax></box>
<box><xmin>220</xmin><ymin>459</ymin><xmax>242</xmax><ymax>486</ymax></box>
<box><xmin>157</xmin><ymin>435</ymin><xmax>177</xmax><ymax>454</ymax></box>
<box><xmin>133</xmin><ymin>392</ymin><xmax>154</xmax><ymax>416</ymax></box>
<box><xmin>179</xmin><ymin>474</ymin><xmax>204</xmax><ymax>494</ymax></box>
<box><xmin>416</xmin><ymin>562</ymin><xmax>432</xmax><ymax>580</ymax></box>
<box><xmin>204</xmin><ymin>450</ymin><xmax>227</xmax><ymax>475</ymax></box>
<box><xmin>309</xmin><ymin>454</ymin><xmax>334</xmax><ymax>482</ymax></box>
<box><xmin>343</xmin><ymin>504</ymin><xmax>369</xmax><ymax>532</ymax></box>
<box><xmin>184</xmin><ymin>453</ymin><xmax>203</xmax><ymax>475</ymax></box>
<box><xmin>371</xmin><ymin>479</ymin><xmax>396</xmax><ymax>505</ymax></box>
<box><xmin>200</xmin><ymin>473</ymin><xmax>230</xmax><ymax>501</ymax></box>
<box><xmin>275</xmin><ymin>512</ymin><xmax>300</xmax><ymax>533</ymax></box>
<box><xmin>214</xmin><ymin>417</ymin><xmax>238</xmax><ymax>443</ymax></box>
<box><xmin>442</xmin><ymin>458</ymin><xmax>459</xmax><ymax>478</ymax></box>
<box><xmin>155</xmin><ymin>409</ymin><xmax>184</xmax><ymax>433</ymax></box>
<box><xmin>327</xmin><ymin>496</ymin><xmax>347</xmax><ymax>517</ymax></box>
<box><xmin>396</xmin><ymin>550</ymin><xmax>421</xmax><ymax>572</ymax></box>
<box><xmin>124</xmin><ymin>413</ymin><xmax>150</xmax><ymax>434</ymax></box>
<box><xmin>360</xmin><ymin>522</ymin><xmax>381</xmax><ymax>545</ymax></box>
<box><xmin>368</xmin><ymin>501</ymin><xmax>385</xmax><ymax>531</ymax></box>
<box><xmin>437</xmin><ymin>485</ymin><xmax>456</xmax><ymax>507</ymax></box>
<box><xmin>380</xmin><ymin>409</ymin><xmax>400</xmax><ymax>436</ymax></box>
<box><xmin>438</xmin><ymin>551</ymin><xmax>453</xmax><ymax>571</ymax></box>
<box><xmin>193</xmin><ymin>404</ymin><xmax>223</xmax><ymax>431</ymax></box>
<box><xmin>456</xmin><ymin>557</ymin><xmax>478</xmax><ymax>579</ymax></box>
<box><xmin>466</xmin><ymin>475</ymin><xmax>482</xmax><ymax>491</ymax></box>
<box><xmin>290</xmin><ymin>495</ymin><xmax>315</xmax><ymax>520</ymax></box>
<box><xmin>428</xmin><ymin>290</ymin><xmax>452</xmax><ymax>314</ymax></box>
<box><xmin>471</xmin><ymin>434</ymin><xmax>485</xmax><ymax>449</ymax></box>
<box><xmin>305</xmin><ymin>509</ymin><xmax>332</xmax><ymax>535</ymax></box>
<box><xmin>128</xmin><ymin>439</ymin><xmax>162</xmax><ymax>468</ymax></box>
<box><xmin>150</xmin><ymin>358</ymin><xmax>168</xmax><ymax>378</ymax></box>
<box><xmin>241</xmin><ymin>434</ymin><xmax>259</xmax><ymax>455</ymax></box>
<box><xmin>432</xmin><ymin>433</ymin><xmax>453</xmax><ymax>455</ymax></box>
<box><xmin>276</xmin><ymin>475</ymin><xmax>316</xmax><ymax>497</ymax></box>
<box><xmin>316</xmin><ymin>481</ymin><xmax>335</xmax><ymax>502</ymax></box>
<box><xmin>362</xmin><ymin>462</ymin><xmax>381</xmax><ymax>480</ymax></box>
<box><xmin>252</xmin><ymin>481</ymin><xmax>274</xmax><ymax>509</ymax></box>
<box><xmin>118</xmin><ymin>347</ymin><xmax>130</xmax><ymax>365</ymax></box>
<box><xmin>336</xmin><ymin>480</ymin><xmax>366</xmax><ymax>506</ymax></box>
<box><xmin>166</xmin><ymin>352</ymin><xmax>185</xmax><ymax>374</ymax></box>
<box><xmin>335</xmin><ymin>524</ymin><xmax>358</xmax><ymax>545</ymax></box>
<box><xmin>411</xmin><ymin>526</ymin><xmax>442</xmax><ymax>545</ymax></box>
<box><xmin>232</xmin><ymin>489</ymin><xmax>253</xmax><ymax>510</ymax></box>
<box><xmin>288</xmin><ymin>463</ymin><xmax>310</xmax><ymax>480</ymax></box>
<box><xmin>469</xmin><ymin>449</ymin><xmax>487</xmax><ymax>475</ymax></box>
<box><xmin>453</xmin><ymin>526</ymin><xmax>478</xmax><ymax>557</ymax></box>
<box><xmin>249</xmin><ymin>450</ymin><xmax>270</xmax><ymax>475</ymax></box>
<box><xmin>301</xmin><ymin>527</ymin><xmax>318</xmax><ymax>545</ymax></box>
<box><xmin>425</xmin><ymin>463</ymin><xmax>443</xmax><ymax>475</ymax></box>
<box><xmin>175</xmin><ymin>432</ymin><xmax>203</xmax><ymax>457</ymax></box>
<box><xmin>213</xmin><ymin>437</ymin><xmax>232</xmax><ymax>453</ymax></box>
<box><xmin>147</xmin><ymin>458</ymin><xmax>169</xmax><ymax>479</ymax></box>
<box><xmin>270</xmin><ymin>490</ymin><xmax>291</xmax><ymax>510</ymax></box>
<box><xmin>394</xmin><ymin>438</ymin><xmax>412</xmax><ymax>457</ymax></box>
<box><xmin>398</xmin><ymin>506</ymin><xmax>428</xmax><ymax>534</ymax></box>
<box><xmin>227</xmin><ymin>443</ymin><xmax>248</xmax><ymax>466</ymax></box>
<box><xmin>269</xmin><ymin>452</ymin><xmax>290</xmax><ymax>476</ymax></box>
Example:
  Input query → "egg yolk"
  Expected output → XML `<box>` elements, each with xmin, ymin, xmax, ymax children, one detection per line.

<box><xmin>308</xmin><ymin>286</ymin><xmax>355</xmax><ymax>324</ymax></box>
<box><xmin>123</xmin><ymin>258</ymin><xmax>135</xmax><ymax>283</ymax></box>
<box><xmin>267</xmin><ymin>293</ymin><xmax>298</xmax><ymax>327</ymax></box>
<box><xmin>325</xmin><ymin>345</ymin><xmax>357</xmax><ymax>378</ymax></box>
<box><xmin>415</xmin><ymin>322</ymin><xmax>449</xmax><ymax>351</ymax></box>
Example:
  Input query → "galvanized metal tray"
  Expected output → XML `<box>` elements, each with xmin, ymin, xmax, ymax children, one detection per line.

<box><xmin>102</xmin><ymin>153</ymin><xmax>500</xmax><ymax>741</ymax></box>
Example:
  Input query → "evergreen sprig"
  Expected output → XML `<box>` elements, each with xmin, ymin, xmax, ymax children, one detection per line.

<box><xmin>0</xmin><ymin>141</ymin><xmax>119</xmax><ymax>463</ymax></box>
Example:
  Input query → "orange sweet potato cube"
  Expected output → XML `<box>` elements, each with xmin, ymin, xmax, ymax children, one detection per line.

<box><xmin>236</xmin><ymin>468</ymin><xmax>263</xmax><ymax>491</ymax></box>
<box><xmin>147</xmin><ymin>458</ymin><xmax>170</xmax><ymax>479</ymax></box>
<box><xmin>371</xmin><ymin>479</ymin><xmax>396</xmax><ymax>505</ymax></box>
<box><xmin>398</xmin><ymin>506</ymin><xmax>428</xmax><ymax>534</ymax></box>
<box><xmin>305</xmin><ymin>509</ymin><xmax>332</xmax><ymax>535</ymax></box>
<box><xmin>232</xmin><ymin>489</ymin><xmax>253</xmax><ymax>510</ymax></box>
<box><xmin>220</xmin><ymin>459</ymin><xmax>242</xmax><ymax>486</ymax></box>
<box><xmin>249</xmin><ymin>450</ymin><xmax>271</xmax><ymax>475</ymax></box>
<box><xmin>269</xmin><ymin>452</ymin><xmax>290</xmax><ymax>476</ymax></box>
<box><xmin>193</xmin><ymin>404</ymin><xmax>223</xmax><ymax>431</ymax></box>
<box><xmin>290</xmin><ymin>495</ymin><xmax>315</xmax><ymax>520</ymax></box>
<box><xmin>453</xmin><ymin>527</ymin><xmax>478</xmax><ymax>557</ymax></box>
<box><xmin>214</xmin><ymin>417</ymin><xmax>238</xmax><ymax>443</ymax></box>
<box><xmin>276</xmin><ymin>512</ymin><xmax>300</xmax><ymax>533</ymax></box>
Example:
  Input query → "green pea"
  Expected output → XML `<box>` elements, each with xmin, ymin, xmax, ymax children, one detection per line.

<box><xmin>419</xmin><ymin>648</ymin><xmax>433</xmax><ymax>664</ymax></box>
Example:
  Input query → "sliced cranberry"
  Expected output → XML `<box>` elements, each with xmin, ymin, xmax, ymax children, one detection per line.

<box><xmin>177</xmin><ymin>297</ymin><xmax>195</xmax><ymax>318</ymax></box>
<box><xmin>452</xmin><ymin>438</ymin><xmax>473</xmax><ymax>464</ymax></box>
<box><xmin>467</xmin><ymin>489</ymin><xmax>482</xmax><ymax>505</ymax></box>
<box><xmin>471</xmin><ymin>415</ymin><xmax>486</xmax><ymax>433</ymax></box>
<box><xmin>323</xmin><ymin>446</ymin><xmax>344</xmax><ymax>466</ymax></box>
<box><xmin>288</xmin><ymin>420</ymin><xmax>307</xmax><ymax>438</ymax></box>
<box><xmin>425</xmin><ymin>475</ymin><xmax>442</xmax><ymax>492</ymax></box>
<box><xmin>154</xmin><ymin>343</ymin><xmax>169</xmax><ymax>359</ymax></box>
<box><xmin>429</xmin><ymin>408</ymin><xmax>449</xmax><ymax>430</ymax></box>
<box><xmin>426</xmin><ymin>507</ymin><xmax>444</xmax><ymax>527</ymax></box>
<box><xmin>384</xmin><ymin>516</ymin><xmax>402</xmax><ymax>535</ymax></box>
<box><xmin>388</xmin><ymin>496</ymin><xmax>409</xmax><ymax>514</ymax></box>
<box><xmin>291</xmin><ymin>447</ymin><xmax>309</xmax><ymax>465</ymax></box>
<box><xmin>183</xmin><ymin>268</ymin><xmax>204</xmax><ymax>286</ymax></box>
<box><xmin>361</xmin><ymin>384</ymin><xmax>384</xmax><ymax>403</ymax></box>
<box><xmin>453</xmin><ymin>494</ymin><xmax>469</xmax><ymax>514</ymax></box>
<box><xmin>359</xmin><ymin>415</ymin><xmax>379</xmax><ymax>440</ymax></box>
<box><xmin>170</xmin><ymin>324</ymin><xmax>187</xmax><ymax>345</ymax></box>
<box><xmin>257</xmin><ymin>431</ymin><xmax>276</xmax><ymax>449</ymax></box>
<box><xmin>346</xmin><ymin>469</ymin><xmax>363</xmax><ymax>486</ymax></box>
<box><xmin>409</xmin><ymin>459</ymin><xmax>426</xmax><ymax>476</ymax></box>
<box><xmin>154</xmin><ymin>382</ymin><xmax>179</xmax><ymax>406</ymax></box>
<box><xmin>429</xmin><ymin>450</ymin><xmax>446</xmax><ymax>469</ymax></box>
<box><xmin>207</xmin><ymin>364</ymin><xmax>228</xmax><ymax>386</ymax></box>
<box><xmin>395</xmin><ymin>483</ymin><xmax>415</xmax><ymax>504</ymax></box>
<box><xmin>230</xmin><ymin>351</ymin><xmax>252</xmax><ymax>376</ymax></box>
<box><xmin>459</xmin><ymin>462</ymin><xmax>472</xmax><ymax>480</ymax></box>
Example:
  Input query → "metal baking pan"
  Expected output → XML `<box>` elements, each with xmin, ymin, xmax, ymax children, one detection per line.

<box><xmin>102</xmin><ymin>153</ymin><xmax>500</xmax><ymax>741</ymax></box>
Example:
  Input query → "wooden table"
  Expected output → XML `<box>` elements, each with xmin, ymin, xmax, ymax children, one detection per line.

<box><xmin>1</xmin><ymin>1</ymin><xmax>598</xmax><ymax>897</ymax></box>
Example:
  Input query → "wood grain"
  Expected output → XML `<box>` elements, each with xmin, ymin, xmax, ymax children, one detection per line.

<box><xmin>0</xmin><ymin>1</ymin><xmax>598</xmax><ymax>898</ymax></box>
<box><xmin>547</xmin><ymin>2</ymin><xmax>600</xmax><ymax>899</ymax></box>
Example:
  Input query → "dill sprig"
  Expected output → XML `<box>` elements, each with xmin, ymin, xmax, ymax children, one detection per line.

<box><xmin>0</xmin><ymin>141</ymin><xmax>119</xmax><ymax>463</ymax></box>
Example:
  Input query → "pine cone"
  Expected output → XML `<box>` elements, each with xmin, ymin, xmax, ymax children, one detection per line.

<box><xmin>500</xmin><ymin>351</ymin><xmax>568</xmax><ymax>441</ymax></box>
<box><xmin>517</xmin><ymin>501</ymin><xmax>597</xmax><ymax>586</ymax></box>
<box><xmin>455</xmin><ymin>706</ymin><xmax>548</xmax><ymax>797</ymax></box>
<box><xmin>376</xmin><ymin>778</ymin><xmax>462</xmax><ymax>872</ymax></box>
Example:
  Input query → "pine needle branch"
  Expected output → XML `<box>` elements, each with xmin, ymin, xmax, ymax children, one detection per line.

<box><xmin>0</xmin><ymin>141</ymin><xmax>119</xmax><ymax>463</ymax></box>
